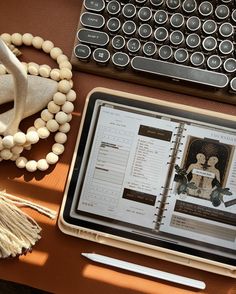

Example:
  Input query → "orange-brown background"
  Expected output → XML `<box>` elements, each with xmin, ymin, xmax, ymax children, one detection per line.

<box><xmin>0</xmin><ymin>1</ymin><xmax>236</xmax><ymax>293</ymax></box>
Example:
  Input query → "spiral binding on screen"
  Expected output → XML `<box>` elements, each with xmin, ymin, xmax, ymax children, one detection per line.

<box><xmin>153</xmin><ymin>123</ymin><xmax>186</xmax><ymax>228</ymax></box>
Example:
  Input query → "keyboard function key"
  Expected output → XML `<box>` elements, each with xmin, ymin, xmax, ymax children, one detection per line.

<box><xmin>174</xmin><ymin>48</ymin><xmax>189</xmax><ymax>63</ymax></box>
<box><xmin>127</xmin><ymin>38</ymin><xmax>141</xmax><ymax>53</ymax></box>
<box><xmin>138</xmin><ymin>24</ymin><xmax>152</xmax><ymax>39</ymax></box>
<box><xmin>198</xmin><ymin>1</ymin><xmax>213</xmax><ymax>17</ymax></box>
<box><xmin>84</xmin><ymin>0</ymin><xmax>105</xmax><ymax>12</ymax></box>
<box><xmin>80</xmin><ymin>12</ymin><xmax>105</xmax><ymax>29</ymax></box>
<box><xmin>219</xmin><ymin>23</ymin><xmax>234</xmax><ymax>38</ymax></box>
<box><xmin>142</xmin><ymin>42</ymin><xmax>157</xmax><ymax>56</ymax></box>
<box><xmin>223</xmin><ymin>58</ymin><xmax>236</xmax><ymax>73</ymax></box>
<box><xmin>74</xmin><ymin>44</ymin><xmax>91</xmax><ymax>60</ymax></box>
<box><xmin>182</xmin><ymin>0</ymin><xmax>197</xmax><ymax>13</ymax></box>
<box><xmin>77</xmin><ymin>28</ymin><xmax>109</xmax><ymax>46</ymax></box>
<box><xmin>112</xmin><ymin>52</ymin><xmax>130</xmax><ymax>68</ymax></box>
<box><xmin>138</xmin><ymin>7</ymin><xmax>152</xmax><ymax>22</ymax></box>
<box><xmin>122</xmin><ymin>3</ymin><xmax>136</xmax><ymax>18</ymax></box>
<box><xmin>112</xmin><ymin>35</ymin><xmax>126</xmax><ymax>50</ymax></box>
<box><xmin>207</xmin><ymin>55</ymin><xmax>222</xmax><ymax>70</ymax></box>
<box><xmin>122</xmin><ymin>21</ymin><xmax>136</xmax><ymax>35</ymax></box>
<box><xmin>107</xmin><ymin>17</ymin><xmax>121</xmax><ymax>33</ymax></box>
<box><xmin>93</xmin><ymin>48</ymin><xmax>110</xmax><ymax>64</ymax></box>
<box><xmin>107</xmin><ymin>0</ymin><xmax>121</xmax><ymax>15</ymax></box>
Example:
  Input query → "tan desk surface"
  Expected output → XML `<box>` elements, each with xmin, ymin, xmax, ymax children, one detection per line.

<box><xmin>1</xmin><ymin>1</ymin><xmax>236</xmax><ymax>293</ymax></box>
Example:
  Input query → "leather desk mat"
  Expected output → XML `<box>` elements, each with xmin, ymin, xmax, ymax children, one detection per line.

<box><xmin>0</xmin><ymin>1</ymin><xmax>236</xmax><ymax>293</ymax></box>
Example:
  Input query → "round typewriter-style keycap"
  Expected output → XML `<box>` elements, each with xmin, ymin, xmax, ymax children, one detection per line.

<box><xmin>232</xmin><ymin>10</ymin><xmax>236</xmax><ymax>22</ymax></box>
<box><xmin>207</xmin><ymin>55</ymin><xmax>222</xmax><ymax>70</ymax></box>
<box><xmin>122</xmin><ymin>21</ymin><xmax>136</xmax><ymax>35</ymax></box>
<box><xmin>127</xmin><ymin>38</ymin><xmax>141</xmax><ymax>53</ymax></box>
<box><xmin>190</xmin><ymin>52</ymin><xmax>205</xmax><ymax>66</ymax></box>
<box><xmin>174</xmin><ymin>48</ymin><xmax>189</xmax><ymax>63</ymax></box>
<box><xmin>138</xmin><ymin>7</ymin><xmax>152</xmax><ymax>22</ymax></box>
<box><xmin>170</xmin><ymin>13</ymin><xmax>184</xmax><ymax>28</ymax></box>
<box><xmin>159</xmin><ymin>45</ymin><xmax>173</xmax><ymax>60</ymax></box>
<box><xmin>112</xmin><ymin>35</ymin><xmax>126</xmax><ymax>50</ymax></box>
<box><xmin>219</xmin><ymin>40</ymin><xmax>234</xmax><ymax>55</ymax></box>
<box><xmin>154</xmin><ymin>10</ymin><xmax>168</xmax><ymax>25</ymax></box>
<box><xmin>112</xmin><ymin>52</ymin><xmax>130</xmax><ymax>68</ymax></box>
<box><xmin>166</xmin><ymin>0</ymin><xmax>181</xmax><ymax>10</ymax></box>
<box><xmin>219</xmin><ymin>23</ymin><xmax>234</xmax><ymax>38</ymax></box>
<box><xmin>202</xmin><ymin>36</ymin><xmax>217</xmax><ymax>51</ymax></box>
<box><xmin>107</xmin><ymin>17</ymin><xmax>121</xmax><ymax>32</ymax></box>
<box><xmin>107</xmin><ymin>0</ymin><xmax>121</xmax><ymax>15</ymax></box>
<box><xmin>198</xmin><ymin>1</ymin><xmax>213</xmax><ymax>17</ymax></box>
<box><xmin>138</xmin><ymin>24</ymin><xmax>152</xmax><ymax>39</ymax></box>
<box><xmin>84</xmin><ymin>0</ymin><xmax>105</xmax><ymax>12</ymax></box>
<box><xmin>202</xmin><ymin>20</ymin><xmax>217</xmax><ymax>35</ymax></box>
<box><xmin>170</xmin><ymin>30</ymin><xmax>184</xmax><ymax>46</ymax></box>
<box><xmin>154</xmin><ymin>27</ymin><xmax>168</xmax><ymax>42</ymax></box>
<box><xmin>150</xmin><ymin>0</ymin><xmax>164</xmax><ymax>6</ymax></box>
<box><xmin>223</xmin><ymin>58</ymin><xmax>236</xmax><ymax>73</ymax></box>
<box><xmin>142</xmin><ymin>41</ymin><xmax>157</xmax><ymax>56</ymax></box>
<box><xmin>222</xmin><ymin>0</ymin><xmax>232</xmax><ymax>2</ymax></box>
<box><xmin>135</xmin><ymin>0</ymin><xmax>147</xmax><ymax>3</ymax></box>
<box><xmin>182</xmin><ymin>0</ymin><xmax>197</xmax><ymax>13</ymax></box>
<box><xmin>215</xmin><ymin>5</ymin><xmax>230</xmax><ymax>20</ymax></box>
<box><xmin>74</xmin><ymin>44</ymin><xmax>91</xmax><ymax>60</ymax></box>
<box><xmin>186</xmin><ymin>33</ymin><xmax>201</xmax><ymax>48</ymax></box>
<box><xmin>93</xmin><ymin>48</ymin><xmax>110</xmax><ymax>63</ymax></box>
<box><xmin>186</xmin><ymin>16</ymin><xmax>201</xmax><ymax>31</ymax></box>
<box><xmin>122</xmin><ymin>3</ymin><xmax>136</xmax><ymax>18</ymax></box>
<box><xmin>230</xmin><ymin>77</ymin><xmax>236</xmax><ymax>92</ymax></box>
<box><xmin>80</xmin><ymin>12</ymin><xmax>105</xmax><ymax>29</ymax></box>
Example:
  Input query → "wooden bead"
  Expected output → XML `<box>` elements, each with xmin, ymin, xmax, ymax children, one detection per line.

<box><xmin>11</xmin><ymin>145</ymin><xmax>24</xmax><ymax>155</ymax></box>
<box><xmin>37</xmin><ymin>159</ymin><xmax>49</xmax><ymax>171</ymax></box>
<box><xmin>55</xmin><ymin>111</ymin><xmax>68</xmax><ymax>124</ymax></box>
<box><xmin>34</xmin><ymin>118</ymin><xmax>46</xmax><ymax>129</ymax></box>
<box><xmin>46</xmin><ymin>152</ymin><xmax>59</xmax><ymax>164</ymax></box>
<box><xmin>50</xmin><ymin>47</ymin><xmax>63</xmax><ymax>60</ymax></box>
<box><xmin>53</xmin><ymin>92</ymin><xmax>66</xmax><ymax>105</ymax></box>
<box><xmin>1</xmin><ymin>149</ymin><xmax>13</xmax><ymax>160</ymax></box>
<box><xmin>37</xmin><ymin>127</ymin><xmax>50</xmax><ymax>139</ymax></box>
<box><xmin>1</xmin><ymin>33</ymin><xmax>11</xmax><ymax>44</ymax></box>
<box><xmin>32</xmin><ymin>36</ymin><xmax>44</xmax><ymax>49</ymax></box>
<box><xmin>58</xmin><ymin>80</ymin><xmax>72</xmax><ymax>94</ymax></box>
<box><xmin>55</xmin><ymin>132</ymin><xmax>67</xmax><ymax>144</ymax></box>
<box><xmin>60</xmin><ymin>68</ymin><xmax>72</xmax><ymax>80</ymax></box>
<box><xmin>11</xmin><ymin>33</ymin><xmax>23</xmax><ymax>46</ymax></box>
<box><xmin>16</xmin><ymin>157</ymin><xmax>27</xmax><ymax>168</ymax></box>
<box><xmin>0</xmin><ymin>138</ymin><xmax>3</xmax><ymax>150</ymax></box>
<box><xmin>50</xmin><ymin>69</ymin><xmax>61</xmax><ymax>81</ymax></box>
<box><xmin>41</xmin><ymin>109</ymin><xmax>54</xmax><ymax>121</ymax></box>
<box><xmin>26</xmin><ymin>160</ymin><xmax>37</xmax><ymax>172</ymax></box>
<box><xmin>0</xmin><ymin>64</ymin><xmax>6</xmax><ymax>75</ymax></box>
<box><xmin>13</xmin><ymin>132</ymin><xmax>27</xmax><ymax>145</ymax></box>
<box><xmin>67</xmin><ymin>113</ymin><xmax>72</xmax><ymax>122</ymax></box>
<box><xmin>28</xmin><ymin>62</ymin><xmax>39</xmax><ymax>75</ymax></box>
<box><xmin>27</xmin><ymin>126</ymin><xmax>37</xmax><ymax>133</ymax></box>
<box><xmin>62</xmin><ymin>101</ymin><xmax>74</xmax><ymax>113</ymax></box>
<box><xmin>10</xmin><ymin>154</ymin><xmax>19</xmax><ymax>161</ymax></box>
<box><xmin>42</xmin><ymin>40</ymin><xmax>54</xmax><ymax>53</ymax></box>
<box><xmin>39</xmin><ymin>65</ymin><xmax>51</xmax><ymax>78</ymax></box>
<box><xmin>22</xmin><ymin>33</ymin><xmax>34</xmax><ymax>46</ymax></box>
<box><xmin>57</xmin><ymin>54</ymin><xmax>68</xmax><ymax>64</ymax></box>
<box><xmin>52</xmin><ymin>143</ymin><xmax>64</xmax><ymax>155</ymax></box>
<box><xmin>46</xmin><ymin>119</ymin><xmax>59</xmax><ymax>132</ymax></box>
<box><xmin>59</xmin><ymin>61</ymin><xmax>72</xmax><ymax>70</ymax></box>
<box><xmin>59</xmin><ymin>123</ymin><xmax>70</xmax><ymax>133</ymax></box>
<box><xmin>2</xmin><ymin>135</ymin><xmax>14</xmax><ymax>148</ymax></box>
<box><xmin>47</xmin><ymin>101</ymin><xmax>60</xmax><ymax>114</ymax></box>
<box><xmin>66</xmin><ymin>90</ymin><xmax>76</xmax><ymax>102</ymax></box>
<box><xmin>26</xmin><ymin>131</ymin><xmax>39</xmax><ymax>144</ymax></box>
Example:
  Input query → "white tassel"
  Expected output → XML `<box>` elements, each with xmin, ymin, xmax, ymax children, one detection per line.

<box><xmin>0</xmin><ymin>191</ymin><xmax>57</xmax><ymax>258</ymax></box>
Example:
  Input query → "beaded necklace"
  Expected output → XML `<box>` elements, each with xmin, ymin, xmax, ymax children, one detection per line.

<box><xmin>0</xmin><ymin>33</ymin><xmax>76</xmax><ymax>172</ymax></box>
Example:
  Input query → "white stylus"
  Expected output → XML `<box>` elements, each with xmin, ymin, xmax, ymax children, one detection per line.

<box><xmin>81</xmin><ymin>253</ymin><xmax>206</xmax><ymax>290</ymax></box>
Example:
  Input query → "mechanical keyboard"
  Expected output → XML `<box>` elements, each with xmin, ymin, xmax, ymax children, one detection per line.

<box><xmin>71</xmin><ymin>0</ymin><xmax>236</xmax><ymax>104</ymax></box>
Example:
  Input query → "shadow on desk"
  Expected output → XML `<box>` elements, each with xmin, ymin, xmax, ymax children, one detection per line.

<box><xmin>0</xmin><ymin>279</ymin><xmax>50</xmax><ymax>294</ymax></box>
